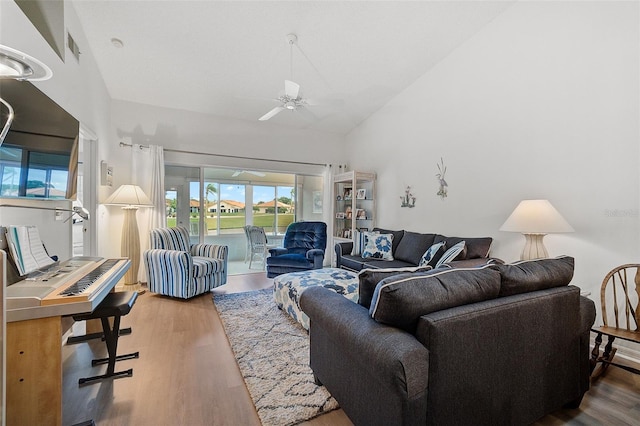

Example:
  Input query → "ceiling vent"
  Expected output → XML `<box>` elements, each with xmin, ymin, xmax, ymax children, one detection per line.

<box><xmin>67</xmin><ymin>32</ymin><xmax>80</xmax><ymax>62</ymax></box>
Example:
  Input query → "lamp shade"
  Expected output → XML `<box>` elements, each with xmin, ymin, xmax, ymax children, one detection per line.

<box><xmin>500</xmin><ymin>199</ymin><xmax>574</xmax><ymax>234</ymax></box>
<box><xmin>104</xmin><ymin>184</ymin><xmax>153</xmax><ymax>207</ymax></box>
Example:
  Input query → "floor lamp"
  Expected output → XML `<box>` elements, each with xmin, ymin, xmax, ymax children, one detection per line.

<box><xmin>104</xmin><ymin>184</ymin><xmax>153</xmax><ymax>291</ymax></box>
<box><xmin>500</xmin><ymin>199</ymin><xmax>574</xmax><ymax>260</ymax></box>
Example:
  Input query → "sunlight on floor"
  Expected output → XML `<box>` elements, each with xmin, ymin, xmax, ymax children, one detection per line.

<box><xmin>227</xmin><ymin>259</ymin><xmax>267</xmax><ymax>276</ymax></box>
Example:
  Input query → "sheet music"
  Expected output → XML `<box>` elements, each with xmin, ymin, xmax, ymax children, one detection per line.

<box><xmin>6</xmin><ymin>225</ymin><xmax>55</xmax><ymax>276</ymax></box>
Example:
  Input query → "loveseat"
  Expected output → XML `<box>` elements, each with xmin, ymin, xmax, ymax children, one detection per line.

<box><xmin>300</xmin><ymin>256</ymin><xmax>596</xmax><ymax>426</ymax></box>
<box><xmin>335</xmin><ymin>228</ymin><xmax>497</xmax><ymax>271</ymax></box>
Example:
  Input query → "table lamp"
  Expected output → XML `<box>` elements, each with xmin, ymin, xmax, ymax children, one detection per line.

<box><xmin>500</xmin><ymin>199</ymin><xmax>574</xmax><ymax>260</ymax></box>
<box><xmin>104</xmin><ymin>184</ymin><xmax>153</xmax><ymax>288</ymax></box>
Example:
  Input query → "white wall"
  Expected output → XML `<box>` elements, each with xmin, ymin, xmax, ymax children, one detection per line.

<box><xmin>346</xmin><ymin>1</ymin><xmax>639</xmax><ymax>301</ymax></box>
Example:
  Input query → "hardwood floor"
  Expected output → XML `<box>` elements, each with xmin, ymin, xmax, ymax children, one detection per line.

<box><xmin>62</xmin><ymin>273</ymin><xmax>640</xmax><ymax>426</ymax></box>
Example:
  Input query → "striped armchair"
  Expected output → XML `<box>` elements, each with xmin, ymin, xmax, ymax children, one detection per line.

<box><xmin>143</xmin><ymin>226</ymin><xmax>228</xmax><ymax>299</ymax></box>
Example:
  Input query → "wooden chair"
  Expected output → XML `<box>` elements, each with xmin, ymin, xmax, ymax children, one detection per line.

<box><xmin>590</xmin><ymin>264</ymin><xmax>640</xmax><ymax>379</ymax></box>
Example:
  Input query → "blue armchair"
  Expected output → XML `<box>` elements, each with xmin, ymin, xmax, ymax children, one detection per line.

<box><xmin>266</xmin><ymin>221</ymin><xmax>327</xmax><ymax>278</ymax></box>
<box><xmin>143</xmin><ymin>226</ymin><xmax>228</xmax><ymax>299</ymax></box>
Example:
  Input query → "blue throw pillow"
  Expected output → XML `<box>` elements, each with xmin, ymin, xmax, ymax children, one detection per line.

<box><xmin>419</xmin><ymin>242</ymin><xmax>446</xmax><ymax>267</ymax></box>
<box><xmin>362</xmin><ymin>233</ymin><xmax>394</xmax><ymax>261</ymax></box>
<box><xmin>435</xmin><ymin>240</ymin><xmax>465</xmax><ymax>268</ymax></box>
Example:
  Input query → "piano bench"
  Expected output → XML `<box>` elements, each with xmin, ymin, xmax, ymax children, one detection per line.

<box><xmin>73</xmin><ymin>291</ymin><xmax>140</xmax><ymax>385</ymax></box>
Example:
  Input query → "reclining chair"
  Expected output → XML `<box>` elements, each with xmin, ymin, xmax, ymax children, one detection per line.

<box><xmin>143</xmin><ymin>226</ymin><xmax>228</xmax><ymax>299</ymax></box>
<box><xmin>266</xmin><ymin>221</ymin><xmax>327</xmax><ymax>278</ymax></box>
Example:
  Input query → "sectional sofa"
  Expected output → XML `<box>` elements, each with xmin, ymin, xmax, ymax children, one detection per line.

<box><xmin>334</xmin><ymin>228</ymin><xmax>498</xmax><ymax>271</ymax></box>
<box><xmin>300</xmin><ymin>256</ymin><xmax>595</xmax><ymax>426</ymax></box>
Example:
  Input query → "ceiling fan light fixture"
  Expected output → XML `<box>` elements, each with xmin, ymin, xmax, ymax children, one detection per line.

<box><xmin>0</xmin><ymin>45</ymin><xmax>53</xmax><ymax>81</ymax></box>
<box><xmin>284</xmin><ymin>101</ymin><xmax>296</xmax><ymax>110</ymax></box>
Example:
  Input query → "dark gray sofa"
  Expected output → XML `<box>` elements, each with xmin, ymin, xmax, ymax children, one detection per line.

<box><xmin>300</xmin><ymin>256</ymin><xmax>596</xmax><ymax>426</ymax></box>
<box><xmin>335</xmin><ymin>228</ymin><xmax>497</xmax><ymax>271</ymax></box>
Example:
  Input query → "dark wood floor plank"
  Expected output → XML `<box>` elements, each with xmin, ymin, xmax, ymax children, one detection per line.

<box><xmin>62</xmin><ymin>273</ymin><xmax>640</xmax><ymax>426</ymax></box>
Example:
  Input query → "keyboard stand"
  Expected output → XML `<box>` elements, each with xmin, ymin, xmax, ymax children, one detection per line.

<box><xmin>66</xmin><ymin>326</ymin><xmax>132</xmax><ymax>344</ymax></box>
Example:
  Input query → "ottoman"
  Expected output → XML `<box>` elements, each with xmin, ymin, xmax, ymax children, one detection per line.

<box><xmin>273</xmin><ymin>268</ymin><xmax>359</xmax><ymax>330</ymax></box>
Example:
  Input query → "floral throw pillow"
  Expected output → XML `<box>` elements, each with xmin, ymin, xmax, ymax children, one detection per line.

<box><xmin>362</xmin><ymin>233</ymin><xmax>394</xmax><ymax>261</ymax></box>
<box><xmin>419</xmin><ymin>242</ymin><xmax>446</xmax><ymax>267</ymax></box>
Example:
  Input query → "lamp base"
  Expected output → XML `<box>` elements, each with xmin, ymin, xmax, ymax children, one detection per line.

<box><xmin>520</xmin><ymin>233</ymin><xmax>548</xmax><ymax>260</ymax></box>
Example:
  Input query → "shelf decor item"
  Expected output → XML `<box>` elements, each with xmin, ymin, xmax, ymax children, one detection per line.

<box><xmin>356</xmin><ymin>189</ymin><xmax>366</xmax><ymax>200</ymax></box>
<box><xmin>400</xmin><ymin>186</ymin><xmax>416</xmax><ymax>208</ymax></box>
<box><xmin>436</xmin><ymin>157</ymin><xmax>448</xmax><ymax>200</ymax></box>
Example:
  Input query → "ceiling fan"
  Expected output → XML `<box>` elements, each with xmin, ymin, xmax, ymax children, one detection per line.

<box><xmin>259</xmin><ymin>79</ymin><xmax>311</xmax><ymax>121</ymax></box>
<box><xmin>258</xmin><ymin>34</ymin><xmax>317</xmax><ymax>122</ymax></box>
<box><xmin>232</xmin><ymin>170</ymin><xmax>266</xmax><ymax>177</ymax></box>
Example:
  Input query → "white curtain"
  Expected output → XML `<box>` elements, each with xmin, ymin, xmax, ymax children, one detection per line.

<box><xmin>322</xmin><ymin>164</ymin><xmax>336</xmax><ymax>266</ymax></box>
<box><xmin>132</xmin><ymin>143</ymin><xmax>165</xmax><ymax>282</ymax></box>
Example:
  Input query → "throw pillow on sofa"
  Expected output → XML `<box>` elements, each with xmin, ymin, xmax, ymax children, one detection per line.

<box><xmin>435</xmin><ymin>240</ymin><xmax>466</xmax><ymax>268</ymax></box>
<box><xmin>357</xmin><ymin>265</ymin><xmax>433</xmax><ymax>309</ymax></box>
<box><xmin>372</xmin><ymin>228</ymin><xmax>404</xmax><ymax>254</ymax></box>
<box><xmin>492</xmin><ymin>256</ymin><xmax>574</xmax><ymax>297</ymax></box>
<box><xmin>369</xmin><ymin>265</ymin><xmax>501</xmax><ymax>332</ymax></box>
<box><xmin>351</xmin><ymin>230</ymin><xmax>378</xmax><ymax>256</ymax></box>
<box><xmin>419</xmin><ymin>242</ymin><xmax>446</xmax><ymax>267</ymax></box>
<box><xmin>434</xmin><ymin>236</ymin><xmax>493</xmax><ymax>260</ymax></box>
<box><xmin>362</xmin><ymin>233</ymin><xmax>394</xmax><ymax>261</ymax></box>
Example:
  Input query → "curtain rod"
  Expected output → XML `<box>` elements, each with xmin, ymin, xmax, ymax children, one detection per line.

<box><xmin>119</xmin><ymin>142</ymin><xmax>327</xmax><ymax>167</ymax></box>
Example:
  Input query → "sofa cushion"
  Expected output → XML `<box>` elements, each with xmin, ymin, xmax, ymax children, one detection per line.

<box><xmin>492</xmin><ymin>256</ymin><xmax>574</xmax><ymax>297</ymax></box>
<box><xmin>373</xmin><ymin>228</ymin><xmax>404</xmax><ymax>254</ymax></box>
<box><xmin>362</xmin><ymin>233</ymin><xmax>394</xmax><ymax>261</ymax></box>
<box><xmin>369</xmin><ymin>266</ymin><xmax>501</xmax><ymax>332</ymax></box>
<box><xmin>434</xmin><ymin>236</ymin><xmax>492</xmax><ymax>260</ymax></box>
<box><xmin>419</xmin><ymin>242</ymin><xmax>446</xmax><ymax>267</ymax></box>
<box><xmin>435</xmin><ymin>240</ymin><xmax>466</xmax><ymax>268</ymax></box>
<box><xmin>192</xmin><ymin>257</ymin><xmax>223</xmax><ymax>277</ymax></box>
<box><xmin>394</xmin><ymin>231</ymin><xmax>437</xmax><ymax>265</ymax></box>
<box><xmin>358</xmin><ymin>265</ymin><xmax>433</xmax><ymax>309</ymax></box>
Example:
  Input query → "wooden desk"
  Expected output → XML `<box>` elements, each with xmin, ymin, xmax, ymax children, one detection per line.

<box><xmin>5</xmin><ymin>257</ymin><xmax>129</xmax><ymax>426</ymax></box>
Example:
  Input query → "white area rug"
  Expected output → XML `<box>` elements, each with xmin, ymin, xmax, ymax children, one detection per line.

<box><xmin>213</xmin><ymin>289</ymin><xmax>339</xmax><ymax>426</ymax></box>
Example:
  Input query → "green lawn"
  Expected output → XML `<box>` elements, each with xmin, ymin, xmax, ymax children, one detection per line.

<box><xmin>167</xmin><ymin>213</ymin><xmax>294</xmax><ymax>232</ymax></box>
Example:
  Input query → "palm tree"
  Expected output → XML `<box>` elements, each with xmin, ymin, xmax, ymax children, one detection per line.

<box><xmin>205</xmin><ymin>183</ymin><xmax>217</xmax><ymax>216</ymax></box>
<box><xmin>205</xmin><ymin>183</ymin><xmax>217</xmax><ymax>203</ymax></box>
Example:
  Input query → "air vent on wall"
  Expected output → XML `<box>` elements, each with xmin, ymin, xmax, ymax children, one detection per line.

<box><xmin>67</xmin><ymin>32</ymin><xmax>80</xmax><ymax>62</ymax></box>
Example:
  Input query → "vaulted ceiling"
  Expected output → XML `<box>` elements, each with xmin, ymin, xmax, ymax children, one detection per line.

<box><xmin>72</xmin><ymin>1</ymin><xmax>514</xmax><ymax>135</ymax></box>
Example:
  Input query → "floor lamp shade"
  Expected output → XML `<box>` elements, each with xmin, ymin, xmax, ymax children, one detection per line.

<box><xmin>500</xmin><ymin>199</ymin><xmax>574</xmax><ymax>260</ymax></box>
<box><xmin>104</xmin><ymin>185</ymin><xmax>153</xmax><ymax>285</ymax></box>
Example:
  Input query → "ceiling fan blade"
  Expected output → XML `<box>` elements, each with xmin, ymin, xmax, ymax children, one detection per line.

<box><xmin>259</xmin><ymin>106</ymin><xmax>285</xmax><ymax>121</ymax></box>
<box><xmin>232</xmin><ymin>171</ymin><xmax>242</xmax><ymax>177</ymax></box>
<box><xmin>247</xmin><ymin>170</ymin><xmax>266</xmax><ymax>177</ymax></box>
<box><xmin>285</xmin><ymin>80</ymin><xmax>300</xmax><ymax>99</ymax></box>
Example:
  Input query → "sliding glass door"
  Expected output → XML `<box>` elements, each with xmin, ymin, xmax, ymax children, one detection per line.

<box><xmin>165</xmin><ymin>165</ymin><xmax>324</xmax><ymax>266</ymax></box>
